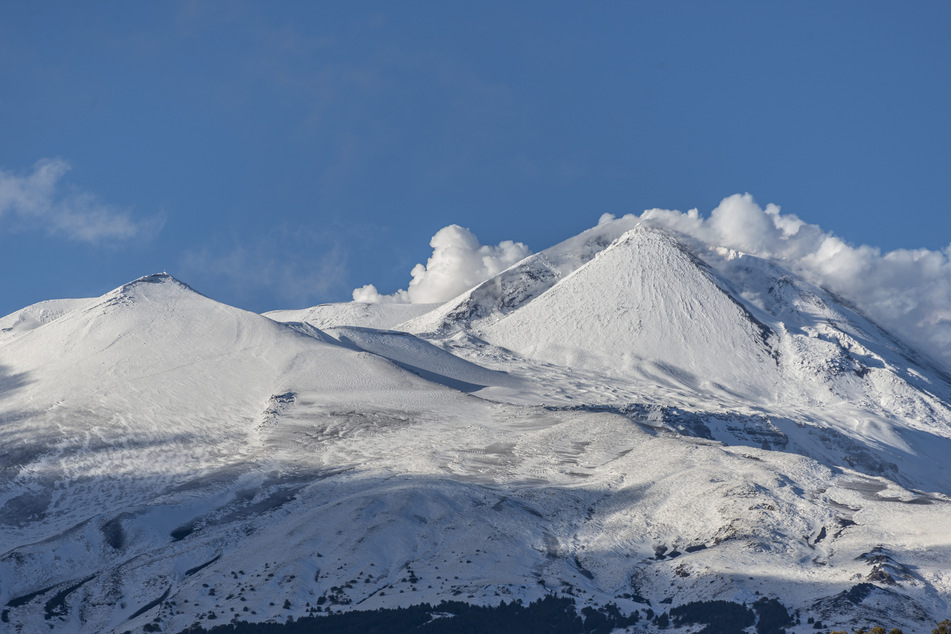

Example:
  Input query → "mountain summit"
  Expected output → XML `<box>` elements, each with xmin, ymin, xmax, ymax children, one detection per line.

<box><xmin>2</xmin><ymin>224</ymin><xmax>950</xmax><ymax>633</ymax></box>
<box><xmin>482</xmin><ymin>225</ymin><xmax>781</xmax><ymax>399</ymax></box>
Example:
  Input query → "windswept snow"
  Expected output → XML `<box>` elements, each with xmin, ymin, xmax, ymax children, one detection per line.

<box><xmin>265</xmin><ymin>301</ymin><xmax>438</xmax><ymax>331</ymax></box>
<box><xmin>0</xmin><ymin>297</ymin><xmax>96</xmax><ymax>345</ymax></box>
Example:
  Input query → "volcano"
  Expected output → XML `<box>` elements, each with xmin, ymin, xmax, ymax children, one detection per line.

<box><xmin>2</xmin><ymin>225</ymin><xmax>950</xmax><ymax>633</ymax></box>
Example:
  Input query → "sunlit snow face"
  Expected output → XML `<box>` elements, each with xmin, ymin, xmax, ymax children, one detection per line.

<box><xmin>635</xmin><ymin>194</ymin><xmax>951</xmax><ymax>372</ymax></box>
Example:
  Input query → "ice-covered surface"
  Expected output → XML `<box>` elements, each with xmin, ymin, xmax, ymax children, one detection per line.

<box><xmin>2</xmin><ymin>222</ymin><xmax>951</xmax><ymax>633</ymax></box>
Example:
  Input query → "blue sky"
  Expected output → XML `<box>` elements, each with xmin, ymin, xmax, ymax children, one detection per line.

<box><xmin>1</xmin><ymin>1</ymin><xmax>949</xmax><ymax>316</ymax></box>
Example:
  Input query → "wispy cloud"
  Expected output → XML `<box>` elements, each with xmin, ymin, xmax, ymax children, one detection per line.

<box><xmin>238</xmin><ymin>21</ymin><xmax>524</xmax><ymax>191</ymax></box>
<box><xmin>179</xmin><ymin>225</ymin><xmax>349</xmax><ymax>310</ymax></box>
<box><xmin>0</xmin><ymin>159</ymin><xmax>164</xmax><ymax>243</ymax></box>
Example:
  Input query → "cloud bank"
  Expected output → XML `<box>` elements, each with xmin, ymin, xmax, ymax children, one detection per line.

<box><xmin>633</xmin><ymin>193</ymin><xmax>951</xmax><ymax>370</ymax></box>
<box><xmin>0</xmin><ymin>159</ymin><xmax>163</xmax><ymax>243</ymax></box>
<box><xmin>353</xmin><ymin>224</ymin><xmax>531</xmax><ymax>304</ymax></box>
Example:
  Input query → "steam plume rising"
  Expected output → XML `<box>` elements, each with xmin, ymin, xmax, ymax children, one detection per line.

<box><xmin>353</xmin><ymin>224</ymin><xmax>531</xmax><ymax>304</ymax></box>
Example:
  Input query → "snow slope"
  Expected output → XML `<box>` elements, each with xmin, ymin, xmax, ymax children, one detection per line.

<box><xmin>482</xmin><ymin>226</ymin><xmax>781</xmax><ymax>402</ymax></box>
<box><xmin>2</xmin><ymin>221</ymin><xmax>951</xmax><ymax>634</ymax></box>
<box><xmin>0</xmin><ymin>297</ymin><xmax>96</xmax><ymax>345</ymax></box>
<box><xmin>0</xmin><ymin>274</ymin><xmax>465</xmax><ymax>546</ymax></box>
<box><xmin>265</xmin><ymin>301</ymin><xmax>438</xmax><ymax>331</ymax></box>
<box><xmin>320</xmin><ymin>326</ymin><xmax>522</xmax><ymax>393</ymax></box>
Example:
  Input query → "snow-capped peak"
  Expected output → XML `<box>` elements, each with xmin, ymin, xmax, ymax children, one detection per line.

<box><xmin>3</xmin><ymin>228</ymin><xmax>951</xmax><ymax>633</ymax></box>
<box><xmin>481</xmin><ymin>223</ymin><xmax>780</xmax><ymax>401</ymax></box>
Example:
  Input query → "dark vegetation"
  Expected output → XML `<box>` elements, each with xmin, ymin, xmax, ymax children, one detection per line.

<box><xmin>169</xmin><ymin>592</ymin><xmax>951</xmax><ymax>634</ymax></box>
<box><xmin>669</xmin><ymin>600</ymin><xmax>755</xmax><ymax>634</ymax></box>
<box><xmin>661</xmin><ymin>598</ymin><xmax>792</xmax><ymax>634</ymax></box>
<box><xmin>752</xmin><ymin>597</ymin><xmax>795</xmax><ymax>634</ymax></box>
<box><xmin>173</xmin><ymin>596</ymin><xmax>800</xmax><ymax>634</ymax></box>
<box><xmin>177</xmin><ymin>596</ymin><xmax>637</xmax><ymax>634</ymax></box>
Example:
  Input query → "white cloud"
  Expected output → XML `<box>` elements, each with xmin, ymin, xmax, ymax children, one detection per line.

<box><xmin>634</xmin><ymin>193</ymin><xmax>951</xmax><ymax>370</ymax></box>
<box><xmin>0</xmin><ymin>158</ymin><xmax>163</xmax><ymax>243</ymax></box>
<box><xmin>351</xmin><ymin>283</ymin><xmax>406</xmax><ymax>304</ymax></box>
<box><xmin>353</xmin><ymin>224</ymin><xmax>531</xmax><ymax>304</ymax></box>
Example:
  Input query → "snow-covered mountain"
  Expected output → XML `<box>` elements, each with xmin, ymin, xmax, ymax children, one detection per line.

<box><xmin>2</xmin><ymin>223</ymin><xmax>950</xmax><ymax>633</ymax></box>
